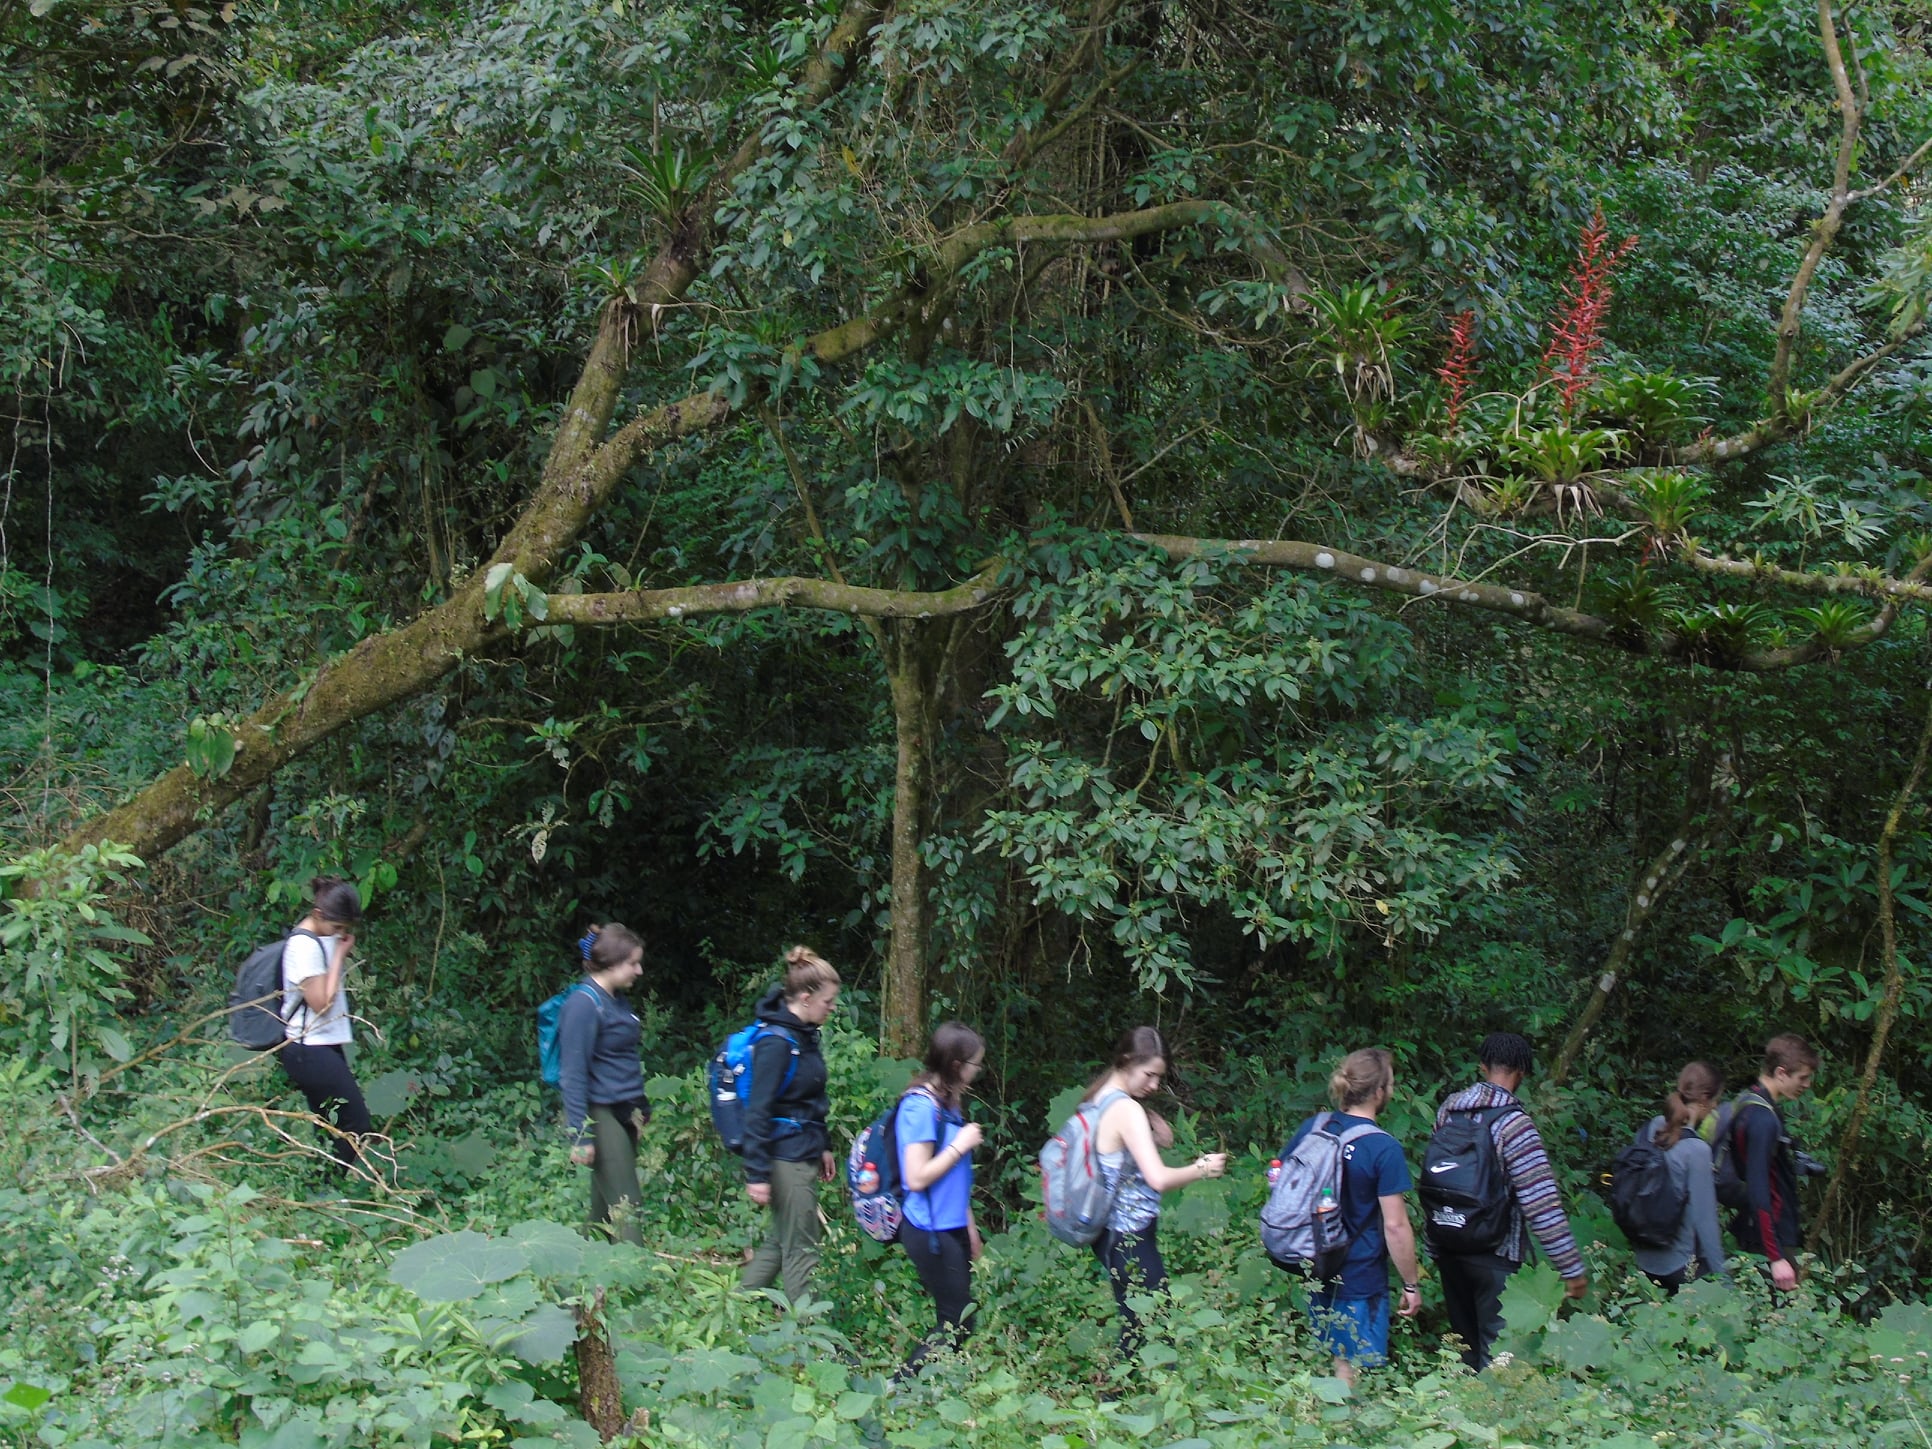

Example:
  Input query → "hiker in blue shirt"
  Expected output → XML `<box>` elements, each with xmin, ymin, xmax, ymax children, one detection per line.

<box><xmin>893</xmin><ymin>1022</ymin><xmax>987</xmax><ymax>1380</ymax></box>
<box><xmin>1280</xmin><ymin>1048</ymin><xmax>1422</xmax><ymax>1386</ymax></box>
<box><xmin>558</xmin><ymin>923</ymin><xmax>649</xmax><ymax>1246</ymax></box>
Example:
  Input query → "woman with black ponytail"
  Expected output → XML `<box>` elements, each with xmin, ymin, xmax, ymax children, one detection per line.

<box><xmin>278</xmin><ymin>876</ymin><xmax>372</xmax><ymax>1178</ymax></box>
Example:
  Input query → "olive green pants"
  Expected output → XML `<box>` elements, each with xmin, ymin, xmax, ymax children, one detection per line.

<box><xmin>587</xmin><ymin>1103</ymin><xmax>645</xmax><ymax>1247</ymax></box>
<box><xmin>740</xmin><ymin>1157</ymin><xmax>822</xmax><ymax>1305</ymax></box>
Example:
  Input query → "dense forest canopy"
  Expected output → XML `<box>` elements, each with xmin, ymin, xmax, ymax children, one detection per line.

<box><xmin>4</xmin><ymin>0</ymin><xmax>1932</xmax><ymax>1440</ymax></box>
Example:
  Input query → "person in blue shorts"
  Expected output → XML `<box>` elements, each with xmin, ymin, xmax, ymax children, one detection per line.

<box><xmin>1279</xmin><ymin>1047</ymin><xmax>1422</xmax><ymax>1385</ymax></box>
<box><xmin>893</xmin><ymin>1022</ymin><xmax>987</xmax><ymax>1378</ymax></box>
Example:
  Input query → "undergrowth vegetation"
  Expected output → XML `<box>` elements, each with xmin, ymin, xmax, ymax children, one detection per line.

<box><xmin>5</xmin><ymin>1007</ymin><xmax>1932</xmax><ymax>1449</ymax></box>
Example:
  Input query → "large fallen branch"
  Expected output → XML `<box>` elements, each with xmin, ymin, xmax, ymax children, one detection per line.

<box><xmin>1684</xmin><ymin>546</ymin><xmax>1932</xmax><ymax>603</ymax></box>
<box><xmin>57</xmin><ymin>199</ymin><xmax>1279</xmax><ymax>861</ymax></box>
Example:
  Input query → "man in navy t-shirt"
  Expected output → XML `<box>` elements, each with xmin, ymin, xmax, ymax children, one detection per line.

<box><xmin>1280</xmin><ymin>1048</ymin><xmax>1423</xmax><ymax>1384</ymax></box>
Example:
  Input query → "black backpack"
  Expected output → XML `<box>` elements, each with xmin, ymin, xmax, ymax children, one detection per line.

<box><xmin>1608</xmin><ymin>1125</ymin><xmax>1688</xmax><ymax>1248</ymax></box>
<box><xmin>1711</xmin><ymin>1090</ymin><xmax>1776</xmax><ymax>1211</ymax></box>
<box><xmin>228</xmin><ymin>928</ymin><xmax>318</xmax><ymax>1050</ymax></box>
<box><xmin>1419</xmin><ymin>1104</ymin><xmax>1523</xmax><ymax>1255</ymax></box>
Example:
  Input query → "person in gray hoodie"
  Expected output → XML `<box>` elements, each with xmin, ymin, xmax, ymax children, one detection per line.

<box><xmin>559</xmin><ymin>923</ymin><xmax>651</xmax><ymax>1245</ymax></box>
<box><xmin>740</xmin><ymin>946</ymin><xmax>841</xmax><ymax>1305</ymax></box>
<box><xmin>1631</xmin><ymin>1060</ymin><xmax>1729</xmax><ymax>1293</ymax></box>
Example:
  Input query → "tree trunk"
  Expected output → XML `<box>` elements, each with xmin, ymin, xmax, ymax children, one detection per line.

<box><xmin>880</xmin><ymin>620</ymin><xmax>947</xmax><ymax>1057</ymax></box>
<box><xmin>1547</xmin><ymin>757</ymin><xmax>1730</xmax><ymax>1086</ymax></box>
<box><xmin>572</xmin><ymin>1288</ymin><xmax>625</xmax><ymax>1441</ymax></box>
<box><xmin>1810</xmin><ymin>683</ymin><xmax>1932</xmax><ymax>1252</ymax></box>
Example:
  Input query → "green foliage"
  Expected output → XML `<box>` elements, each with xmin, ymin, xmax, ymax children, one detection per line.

<box><xmin>979</xmin><ymin>551</ymin><xmax>1520</xmax><ymax>990</ymax></box>
<box><xmin>7</xmin><ymin>0</ymin><xmax>1932</xmax><ymax>1430</ymax></box>
<box><xmin>0</xmin><ymin>844</ymin><xmax>150</xmax><ymax>1081</ymax></box>
<box><xmin>1589</xmin><ymin>370</ymin><xmax>1714</xmax><ymax>442</ymax></box>
<box><xmin>1501</xmin><ymin>423</ymin><xmax>1626</xmax><ymax>485</ymax></box>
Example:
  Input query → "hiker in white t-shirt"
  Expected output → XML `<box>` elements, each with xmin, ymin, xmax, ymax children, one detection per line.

<box><xmin>279</xmin><ymin>876</ymin><xmax>371</xmax><ymax>1177</ymax></box>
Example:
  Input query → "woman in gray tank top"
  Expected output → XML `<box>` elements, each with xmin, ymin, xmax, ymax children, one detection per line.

<box><xmin>1087</xmin><ymin>1026</ymin><xmax>1227</xmax><ymax>1362</ymax></box>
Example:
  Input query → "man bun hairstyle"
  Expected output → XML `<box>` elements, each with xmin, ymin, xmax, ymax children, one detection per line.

<box><xmin>1478</xmin><ymin>1031</ymin><xmax>1534</xmax><ymax>1075</ymax></box>
<box><xmin>310</xmin><ymin>876</ymin><xmax>364</xmax><ymax>928</ymax></box>
<box><xmin>783</xmin><ymin>945</ymin><xmax>840</xmax><ymax>998</ymax></box>
<box><xmin>1657</xmin><ymin>1060</ymin><xmax>1724</xmax><ymax>1148</ymax></box>
<box><xmin>1329</xmin><ymin>1047</ymin><xmax>1395</xmax><ymax>1111</ymax></box>
<box><xmin>584</xmin><ymin>923</ymin><xmax>643</xmax><ymax>972</ymax></box>
<box><xmin>1763</xmin><ymin>1032</ymin><xmax>1820</xmax><ymax>1076</ymax></box>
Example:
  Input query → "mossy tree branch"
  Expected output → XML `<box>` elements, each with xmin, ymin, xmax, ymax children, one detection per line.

<box><xmin>1134</xmin><ymin>533</ymin><xmax>1919</xmax><ymax>671</ymax></box>
<box><xmin>1669</xmin><ymin>0</ymin><xmax>1928</xmax><ymax>465</ymax></box>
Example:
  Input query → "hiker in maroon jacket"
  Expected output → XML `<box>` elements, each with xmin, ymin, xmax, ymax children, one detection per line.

<box><xmin>1727</xmin><ymin>1033</ymin><xmax>1819</xmax><ymax>1291</ymax></box>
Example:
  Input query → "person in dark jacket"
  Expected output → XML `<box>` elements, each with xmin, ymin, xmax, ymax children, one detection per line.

<box><xmin>559</xmin><ymin>923</ymin><xmax>650</xmax><ymax>1246</ymax></box>
<box><xmin>740</xmin><ymin>946</ymin><xmax>841</xmax><ymax>1305</ymax></box>
<box><xmin>1728</xmin><ymin>1033</ymin><xmax>1818</xmax><ymax>1291</ymax></box>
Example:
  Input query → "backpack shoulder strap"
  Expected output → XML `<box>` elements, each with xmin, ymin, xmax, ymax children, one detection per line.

<box><xmin>754</xmin><ymin>1023</ymin><xmax>801</xmax><ymax>1093</ymax></box>
<box><xmin>1332</xmin><ymin>1117</ymin><xmax>1388</xmax><ymax>1147</ymax></box>
<box><xmin>281</xmin><ymin>928</ymin><xmax>325</xmax><ymax>1026</ymax></box>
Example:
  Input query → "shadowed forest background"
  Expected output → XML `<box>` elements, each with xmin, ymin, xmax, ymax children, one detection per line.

<box><xmin>5</xmin><ymin>0</ymin><xmax>1932</xmax><ymax>1442</ymax></box>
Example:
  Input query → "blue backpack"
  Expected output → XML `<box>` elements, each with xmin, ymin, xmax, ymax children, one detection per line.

<box><xmin>536</xmin><ymin>981</ymin><xmax>596</xmax><ymax>1087</ymax></box>
<box><xmin>708</xmin><ymin>1021</ymin><xmax>800</xmax><ymax>1153</ymax></box>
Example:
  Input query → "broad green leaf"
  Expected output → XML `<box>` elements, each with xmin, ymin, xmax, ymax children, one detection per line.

<box><xmin>389</xmin><ymin>1230</ymin><xmax>528</xmax><ymax>1302</ymax></box>
<box><xmin>509</xmin><ymin>1303</ymin><xmax>578</xmax><ymax>1363</ymax></box>
<box><xmin>508</xmin><ymin>1219</ymin><xmax>586</xmax><ymax>1278</ymax></box>
<box><xmin>1</xmin><ymin>1384</ymin><xmax>51</xmax><ymax>1412</ymax></box>
<box><xmin>362</xmin><ymin>1069</ymin><xmax>421</xmax><ymax>1117</ymax></box>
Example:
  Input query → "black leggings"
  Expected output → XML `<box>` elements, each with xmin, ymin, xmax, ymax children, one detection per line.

<box><xmin>898</xmin><ymin>1226</ymin><xmax>975</xmax><ymax>1377</ymax></box>
<box><xmin>279</xmin><ymin>1042</ymin><xmax>371</xmax><ymax>1174</ymax></box>
<box><xmin>1092</xmin><ymin>1223</ymin><xmax>1167</xmax><ymax>1359</ymax></box>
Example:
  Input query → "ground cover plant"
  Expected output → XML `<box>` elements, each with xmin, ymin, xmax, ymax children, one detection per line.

<box><xmin>4</xmin><ymin>1012</ymin><xmax>1932</xmax><ymax>1449</ymax></box>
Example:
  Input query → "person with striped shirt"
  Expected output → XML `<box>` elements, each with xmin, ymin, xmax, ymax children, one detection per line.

<box><xmin>1431</xmin><ymin>1033</ymin><xmax>1588</xmax><ymax>1369</ymax></box>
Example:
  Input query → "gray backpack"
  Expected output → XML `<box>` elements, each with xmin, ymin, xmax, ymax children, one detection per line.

<box><xmin>1039</xmin><ymin>1089</ymin><xmax>1128</xmax><ymax>1245</ymax></box>
<box><xmin>1259</xmin><ymin>1112</ymin><xmax>1387</xmax><ymax>1276</ymax></box>
<box><xmin>228</xmin><ymin>928</ymin><xmax>318</xmax><ymax>1050</ymax></box>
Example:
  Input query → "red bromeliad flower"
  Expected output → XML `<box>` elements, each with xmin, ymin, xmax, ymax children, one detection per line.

<box><xmin>1541</xmin><ymin>207</ymin><xmax>1638</xmax><ymax>415</ymax></box>
<box><xmin>1437</xmin><ymin>310</ymin><xmax>1477</xmax><ymax>432</ymax></box>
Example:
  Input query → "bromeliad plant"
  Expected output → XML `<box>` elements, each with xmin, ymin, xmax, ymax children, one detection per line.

<box><xmin>1626</xmin><ymin>468</ymin><xmax>1713</xmax><ymax>546</ymax></box>
<box><xmin>1541</xmin><ymin>206</ymin><xmax>1639</xmax><ymax>417</ymax></box>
